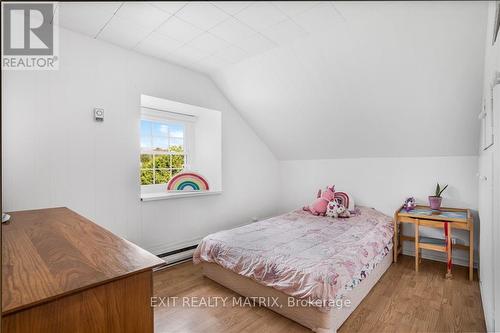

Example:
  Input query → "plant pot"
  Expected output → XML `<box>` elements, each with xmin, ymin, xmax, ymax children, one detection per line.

<box><xmin>428</xmin><ymin>196</ymin><xmax>442</xmax><ymax>210</ymax></box>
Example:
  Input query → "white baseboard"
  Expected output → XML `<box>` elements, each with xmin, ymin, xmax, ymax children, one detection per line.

<box><xmin>480</xmin><ymin>281</ymin><xmax>495</xmax><ymax>332</ymax></box>
<box><xmin>160</xmin><ymin>248</ymin><xmax>196</xmax><ymax>265</ymax></box>
<box><xmin>146</xmin><ymin>237</ymin><xmax>202</xmax><ymax>256</ymax></box>
<box><xmin>144</xmin><ymin>221</ymin><xmax>256</xmax><ymax>256</ymax></box>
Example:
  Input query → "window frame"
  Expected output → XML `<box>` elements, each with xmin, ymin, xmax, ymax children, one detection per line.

<box><xmin>140</xmin><ymin>107</ymin><xmax>196</xmax><ymax>193</ymax></box>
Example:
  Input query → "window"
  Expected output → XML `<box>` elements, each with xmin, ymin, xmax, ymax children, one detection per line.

<box><xmin>140</xmin><ymin>119</ymin><xmax>187</xmax><ymax>186</ymax></box>
<box><xmin>140</xmin><ymin>94</ymin><xmax>221</xmax><ymax>200</ymax></box>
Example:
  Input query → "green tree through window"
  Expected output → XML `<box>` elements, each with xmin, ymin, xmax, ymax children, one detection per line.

<box><xmin>140</xmin><ymin>118</ymin><xmax>186</xmax><ymax>186</ymax></box>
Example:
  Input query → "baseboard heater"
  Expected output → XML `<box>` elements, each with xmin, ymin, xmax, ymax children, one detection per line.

<box><xmin>156</xmin><ymin>244</ymin><xmax>198</xmax><ymax>268</ymax></box>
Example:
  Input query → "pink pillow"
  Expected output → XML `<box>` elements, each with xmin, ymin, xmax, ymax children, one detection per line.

<box><xmin>334</xmin><ymin>191</ymin><xmax>355</xmax><ymax>212</ymax></box>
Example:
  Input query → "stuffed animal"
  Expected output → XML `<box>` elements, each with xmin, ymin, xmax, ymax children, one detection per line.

<box><xmin>333</xmin><ymin>191</ymin><xmax>355</xmax><ymax>212</ymax></box>
<box><xmin>303</xmin><ymin>186</ymin><xmax>335</xmax><ymax>216</ymax></box>
<box><xmin>326</xmin><ymin>200</ymin><xmax>351</xmax><ymax>218</ymax></box>
<box><xmin>326</xmin><ymin>200</ymin><xmax>341</xmax><ymax>218</ymax></box>
<box><xmin>403</xmin><ymin>197</ymin><xmax>416</xmax><ymax>211</ymax></box>
<box><xmin>336</xmin><ymin>204</ymin><xmax>351</xmax><ymax>218</ymax></box>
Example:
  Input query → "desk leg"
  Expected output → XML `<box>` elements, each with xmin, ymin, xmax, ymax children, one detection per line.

<box><xmin>415</xmin><ymin>220</ymin><xmax>419</xmax><ymax>272</ymax></box>
<box><xmin>394</xmin><ymin>218</ymin><xmax>398</xmax><ymax>263</ymax></box>
<box><xmin>445</xmin><ymin>222</ymin><xmax>453</xmax><ymax>279</ymax></box>
<box><xmin>469</xmin><ymin>224</ymin><xmax>474</xmax><ymax>281</ymax></box>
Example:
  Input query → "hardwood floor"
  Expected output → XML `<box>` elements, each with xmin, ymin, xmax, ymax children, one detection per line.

<box><xmin>153</xmin><ymin>255</ymin><xmax>486</xmax><ymax>333</ymax></box>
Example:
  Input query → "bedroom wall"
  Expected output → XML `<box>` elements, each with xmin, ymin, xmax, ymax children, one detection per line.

<box><xmin>279</xmin><ymin>156</ymin><xmax>479</xmax><ymax>266</ymax></box>
<box><xmin>478</xmin><ymin>1</ymin><xmax>500</xmax><ymax>331</ymax></box>
<box><xmin>1</xmin><ymin>28</ymin><xmax>280</xmax><ymax>253</ymax></box>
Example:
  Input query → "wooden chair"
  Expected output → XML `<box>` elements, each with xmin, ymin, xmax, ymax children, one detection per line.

<box><xmin>414</xmin><ymin>219</ymin><xmax>450</xmax><ymax>276</ymax></box>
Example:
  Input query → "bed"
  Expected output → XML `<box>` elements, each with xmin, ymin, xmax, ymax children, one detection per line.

<box><xmin>193</xmin><ymin>206</ymin><xmax>394</xmax><ymax>333</ymax></box>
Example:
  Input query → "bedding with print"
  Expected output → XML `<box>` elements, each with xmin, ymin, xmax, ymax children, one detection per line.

<box><xmin>193</xmin><ymin>206</ymin><xmax>393</xmax><ymax>311</ymax></box>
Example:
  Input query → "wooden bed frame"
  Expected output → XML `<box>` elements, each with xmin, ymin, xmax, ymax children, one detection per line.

<box><xmin>201</xmin><ymin>249</ymin><xmax>393</xmax><ymax>333</ymax></box>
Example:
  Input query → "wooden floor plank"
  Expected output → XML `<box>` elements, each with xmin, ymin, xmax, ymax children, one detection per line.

<box><xmin>153</xmin><ymin>255</ymin><xmax>486</xmax><ymax>333</ymax></box>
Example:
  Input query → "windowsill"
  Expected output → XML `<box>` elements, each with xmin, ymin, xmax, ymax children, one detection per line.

<box><xmin>140</xmin><ymin>190</ymin><xmax>222</xmax><ymax>202</ymax></box>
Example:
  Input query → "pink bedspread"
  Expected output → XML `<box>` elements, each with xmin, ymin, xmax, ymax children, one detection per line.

<box><xmin>193</xmin><ymin>206</ymin><xmax>393</xmax><ymax>309</ymax></box>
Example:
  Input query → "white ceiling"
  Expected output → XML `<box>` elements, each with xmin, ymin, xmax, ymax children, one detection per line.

<box><xmin>57</xmin><ymin>1</ymin><xmax>327</xmax><ymax>73</ymax></box>
<box><xmin>57</xmin><ymin>1</ymin><xmax>488</xmax><ymax>160</ymax></box>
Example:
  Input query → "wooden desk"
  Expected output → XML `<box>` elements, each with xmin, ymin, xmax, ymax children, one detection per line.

<box><xmin>2</xmin><ymin>207</ymin><xmax>164</xmax><ymax>333</ymax></box>
<box><xmin>393</xmin><ymin>205</ymin><xmax>474</xmax><ymax>281</ymax></box>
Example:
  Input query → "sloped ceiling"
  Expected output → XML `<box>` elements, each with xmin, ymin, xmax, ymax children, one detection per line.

<box><xmin>57</xmin><ymin>1</ymin><xmax>488</xmax><ymax>160</ymax></box>
<box><xmin>212</xmin><ymin>1</ymin><xmax>488</xmax><ymax>159</ymax></box>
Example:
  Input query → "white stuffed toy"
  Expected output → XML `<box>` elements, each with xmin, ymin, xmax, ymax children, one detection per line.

<box><xmin>336</xmin><ymin>204</ymin><xmax>351</xmax><ymax>218</ymax></box>
<box><xmin>326</xmin><ymin>200</ymin><xmax>340</xmax><ymax>218</ymax></box>
<box><xmin>326</xmin><ymin>200</ymin><xmax>351</xmax><ymax>218</ymax></box>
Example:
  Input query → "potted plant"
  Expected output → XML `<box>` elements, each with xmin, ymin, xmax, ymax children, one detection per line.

<box><xmin>429</xmin><ymin>182</ymin><xmax>448</xmax><ymax>210</ymax></box>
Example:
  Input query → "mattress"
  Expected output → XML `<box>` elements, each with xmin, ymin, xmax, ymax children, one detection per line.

<box><xmin>201</xmin><ymin>248</ymin><xmax>393</xmax><ymax>333</ymax></box>
<box><xmin>193</xmin><ymin>206</ymin><xmax>394</xmax><ymax>311</ymax></box>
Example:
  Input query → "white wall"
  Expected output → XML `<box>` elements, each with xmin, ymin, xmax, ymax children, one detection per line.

<box><xmin>1</xmin><ymin>28</ymin><xmax>280</xmax><ymax>253</ymax></box>
<box><xmin>478</xmin><ymin>2</ymin><xmax>500</xmax><ymax>331</ymax></box>
<box><xmin>279</xmin><ymin>156</ymin><xmax>479</xmax><ymax>266</ymax></box>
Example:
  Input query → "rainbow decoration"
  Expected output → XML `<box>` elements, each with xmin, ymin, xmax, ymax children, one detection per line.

<box><xmin>167</xmin><ymin>172</ymin><xmax>209</xmax><ymax>192</ymax></box>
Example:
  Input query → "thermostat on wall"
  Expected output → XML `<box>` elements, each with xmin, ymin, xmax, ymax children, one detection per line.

<box><xmin>94</xmin><ymin>108</ymin><xmax>104</xmax><ymax>121</ymax></box>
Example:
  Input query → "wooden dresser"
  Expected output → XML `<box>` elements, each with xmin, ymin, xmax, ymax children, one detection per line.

<box><xmin>2</xmin><ymin>207</ymin><xmax>164</xmax><ymax>333</ymax></box>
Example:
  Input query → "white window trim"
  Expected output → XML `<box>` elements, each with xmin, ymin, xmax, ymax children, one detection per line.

<box><xmin>141</xmin><ymin>106</ymin><xmax>197</xmax><ymax>123</ymax></box>
<box><xmin>140</xmin><ymin>190</ymin><xmax>222</xmax><ymax>201</ymax></box>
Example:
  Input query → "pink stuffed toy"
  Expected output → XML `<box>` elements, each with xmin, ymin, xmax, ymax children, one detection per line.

<box><xmin>303</xmin><ymin>185</ymin><xmax>335</xmax><ymax>216</ymax></box>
